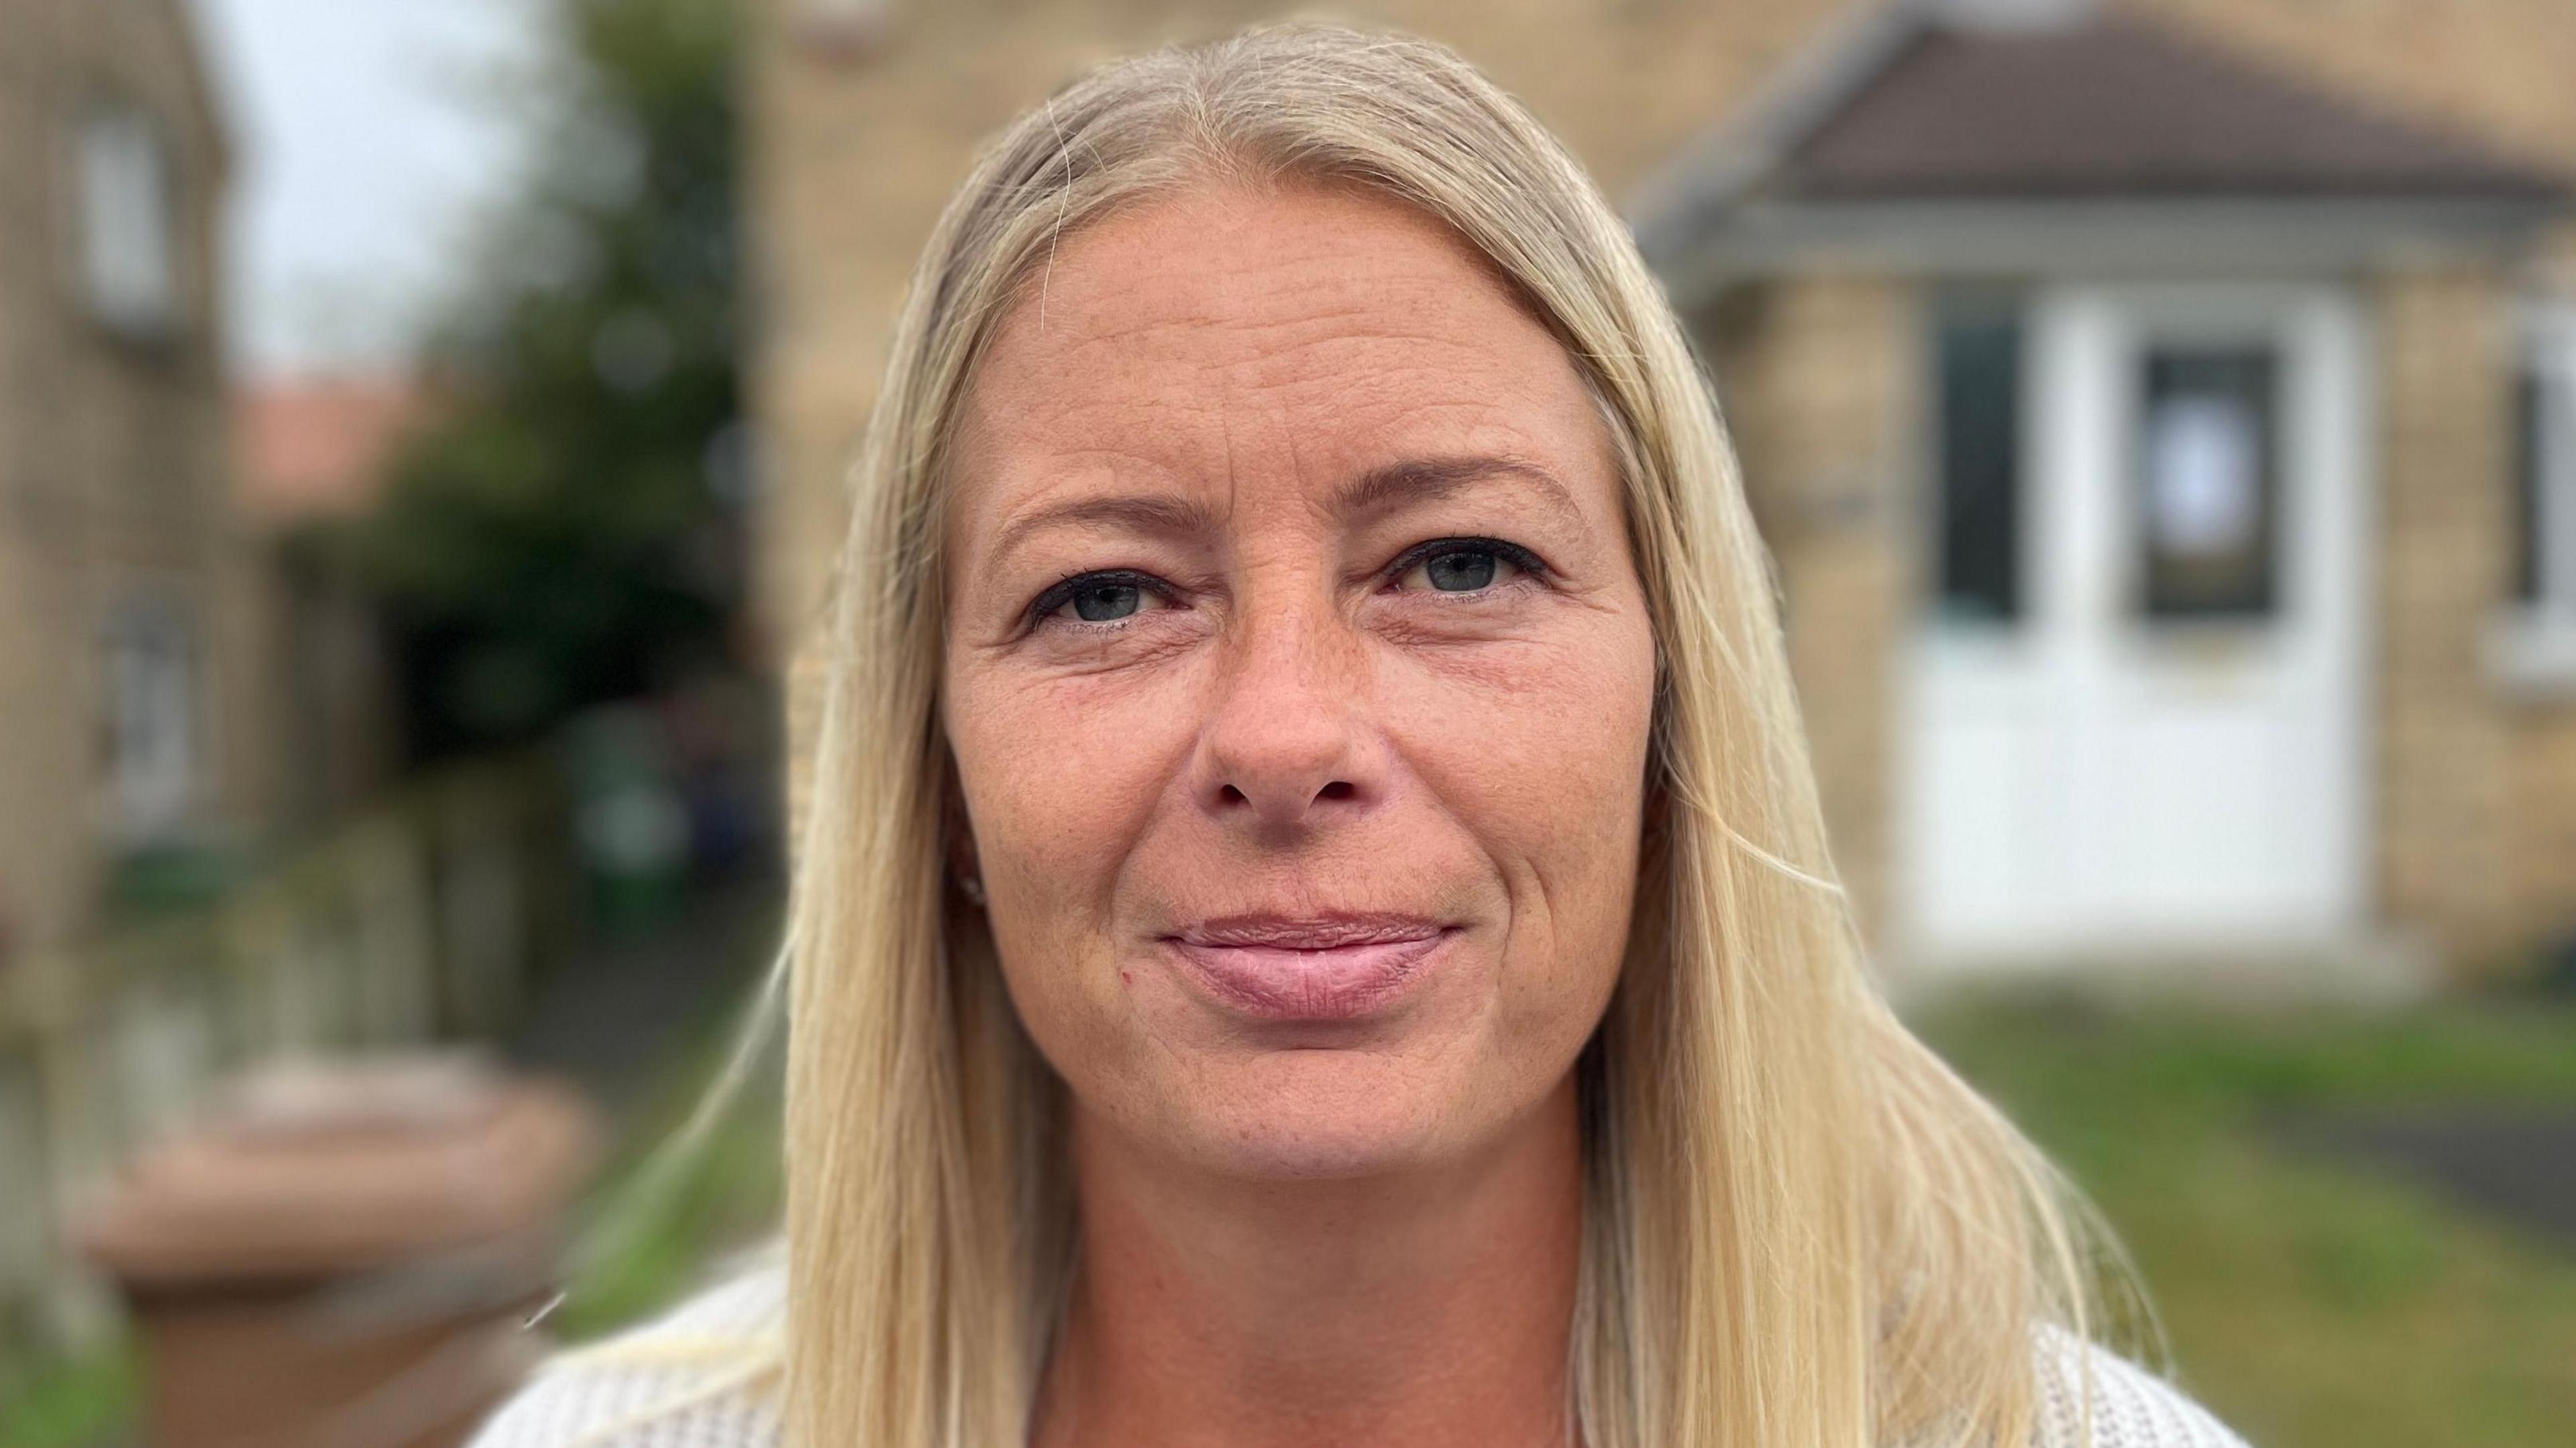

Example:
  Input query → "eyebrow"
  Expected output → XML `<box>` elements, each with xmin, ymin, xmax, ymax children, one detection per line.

<box><xmin>1337</xmin><ymin>455</ymin><xmax>1588</xmax><ymax>531</ymax></box>
<box><xmin>989</xmin><ymin>492</ymin><xmax>1224</xmax><ymax>565</ymax></box>
<box><xmin>985</xmin><ymin>453</ymin><xmax>1590</xmax><ymax>565</ymax></box>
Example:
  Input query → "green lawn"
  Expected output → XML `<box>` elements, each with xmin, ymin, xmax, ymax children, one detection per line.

<box><xmin>545</xmin><ymin>1017</ymin><xmax>786</xmax><ymax>1345</ymax></box>
<box><xmin>0</xmin><ymin>1345</ymin><xmax>130</xmax><ymax>1448</ymax></box>
<box><xmin>1918</xmin><ymin>994</ymin><xmax>2576</xmax><ymax>1448</ymax></box>
<box><xmin>561</xmin><ymin>991</ymin><xmax>2576</xmax><ymax>1447</ymax></box>
<box><xmin>15</xmin><ymin>995</ymin><xmax>2572</xmax><ymax>1448</ymax></box>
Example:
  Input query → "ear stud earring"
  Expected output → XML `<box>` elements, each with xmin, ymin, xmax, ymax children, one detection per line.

<box><xmin>959</xmin><ymin>875</ymin><xmax>986</xmax><ymax>906</ymax></box>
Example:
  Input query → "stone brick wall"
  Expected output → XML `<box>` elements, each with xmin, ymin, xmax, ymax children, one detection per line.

<box><xmin>2149</xmin><ymin>0</ymin><xmax>2576</xmax><ymax>190</ymax></box>
<box><xmin>2371</xmin><ymin>258</ymin><xmax>2576</xmax><ymax>977</ymax></box>
<box><xmin>2371</xmin><ymin>264</ymin><xmax>2523</xmax><ymax>968</ymax></box>
<box><xmin>2512</xmin><ymin>704</ymin><xmax>2576</xmax><ymax>968</ymax></box>
<box><xmin>1693</xmin><ymin>274</ymin><xmax>1916</xmax><ymax>947</ymax></box>
<box><xmin>0</xmin><ymin>0</ymin><xmax>239</xmax><ymax>960</ymax></box>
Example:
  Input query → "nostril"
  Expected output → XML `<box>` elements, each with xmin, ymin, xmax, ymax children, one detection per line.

<box><xmin>1221</xmin><ymin>784</ymin><xmax>1248</xmax><ymax>804</ymax></box>
<box><xmin>1317</xmin><ymin>781</ymin><xmax>1354</xmax><ymax>801</ymax></box>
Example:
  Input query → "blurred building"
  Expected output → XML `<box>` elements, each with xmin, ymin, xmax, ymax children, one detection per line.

<box><xmin>1644</xmin><ymin>3</ymin><xmax>2576</xmax><ymax>981</ymax></box>
<box><xmin>231</xmin><ymin>376</ymin><xmax>417</xmax><ymax>826</ymax></box>
<box><xmin>0</xmin><ymin>0</ymin><xmax>264</xmax><ymax>962</ymax></box>
<box><xmin>748</xmin><ymin>0</ymin><xmax>2576</xmax><ymax>985</ymax></box>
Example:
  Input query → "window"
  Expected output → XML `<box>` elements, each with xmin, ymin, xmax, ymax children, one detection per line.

<box><xmin>2135</xmin><ymin>347</ymin><xmax>2279</xmax><ymax>620</ymax></box>
<box><xmin>1932</xmin><ymin>290</ymin><xmax>2024</xmax><ymax>624</ymax></box>
<box><xmin>2496</xmin><ymin>303</ymin><xmax>2576</xmax><ymax>689</ymax></box>
<box><xmin>104</xmin><ymin>602</ymin><xmax>196</xmax><ymax>840</ymax></box>
<box><xmin>75</xmin><ymin>101</ymin><xmax>178</xmax><ymax>337</ymax></box>
<box><xmin>2514</xmin><ymin>305</ymin><xmax>2576</xmax><ymax>616</ymax></box>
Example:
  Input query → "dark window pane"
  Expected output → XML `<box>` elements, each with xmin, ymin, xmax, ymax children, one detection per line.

<box><xmin>1935</xmin><ymin>294</ymin><xmax>2023</xmax><ymax>623</ymax></box>
<box><xmin>2514</xmin><ymin>368</ymin><xmax>2544</xmax><ymax>605</ymax></box>
<box><xmin>2137</xmin><ymin>348</ymin><xmax>2278</xmax><ymax>620</ymax></box>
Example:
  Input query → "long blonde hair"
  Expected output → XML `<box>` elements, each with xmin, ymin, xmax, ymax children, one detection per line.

<box><xmin>771</xmin><ymin>21</ymin><xmax>2134</xmax><ymax>1448</ymax></box>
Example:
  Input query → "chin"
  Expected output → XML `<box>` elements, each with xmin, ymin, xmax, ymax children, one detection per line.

<box><xmin>1155</xmin><ymin>1048</ymin><xmax>1475</xmax><ymax>1180</ymax></box>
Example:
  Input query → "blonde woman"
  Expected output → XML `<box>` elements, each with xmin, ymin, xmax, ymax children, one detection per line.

<box><xmin>472</xmin><ymin>21</ymin><xmax>2249</xmax><ymax>1448</ymax></box>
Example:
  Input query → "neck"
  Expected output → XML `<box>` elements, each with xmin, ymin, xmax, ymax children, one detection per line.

<box><xmin>1032</xmin><ymin>1076</ymin><xmax>1585</xmax><ymax>1448</ymax></box>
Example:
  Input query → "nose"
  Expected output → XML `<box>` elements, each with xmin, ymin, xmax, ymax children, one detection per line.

<box><xmin>1193</xmin><ymin>594</ymin><xmax>1383</xmax><ymax>836</ymax></box>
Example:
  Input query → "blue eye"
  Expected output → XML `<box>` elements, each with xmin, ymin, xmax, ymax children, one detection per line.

<box><xmin>1395</xmin><ymin>538</ymin><xmax>1542</xmax><ymax>594</ymax></box>
<box><xmin>1071</xmin><ymin>581</ymin><xmax>1142</xmax><ymax>621</ymax></box>
<box><xmin>1030</xmin><ymin>569</ymin><xmax>1166</xmax><ymax>627</ymax></box>
<box><xmin>1423</xmin><ymin>548</ymin><xmax>1499</xmax><ymax>591</ymax></box>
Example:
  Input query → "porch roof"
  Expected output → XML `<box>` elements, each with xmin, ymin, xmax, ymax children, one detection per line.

<box><xmin>1631</xmin><ymin>5</ymin><xmax>2571</xmax><ymax>290</ymax></box>
<box><xmin>1782</xmin><ymin>13</ymin><xmax>2557</xmax><ymax>202</ymax></box>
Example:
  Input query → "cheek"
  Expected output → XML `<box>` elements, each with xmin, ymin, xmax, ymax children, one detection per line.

<box><xmin>952</xmin><ymin>665</ymin><xmax>1199</xmax><ymax>887</ymax></box>
<box><xmin>1396</xmin><ymin>610</ymin><xmax>1654</xmax><ymax>820</ymax></box>
<box><xmin>1387</xmin><ymin>611</ymin><xmax>1656</xmax><ymax>982</ymax></box>
<box><xmin>944</xmin><ymin>660</ymin><xmax>1199</xmax><ymax>1027</ymax></box>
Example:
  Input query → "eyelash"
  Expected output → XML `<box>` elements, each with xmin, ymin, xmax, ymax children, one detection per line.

<box><xmin>1023</xmin><ymin>537</ymin><xmax>1550</xmax><ymax>630</ymax></box>
<box><xmin>1386</xmin><ymin>535</ymin><xmax>1549</xmax><ymax>592</ymax></box>
<box><xmin>1024</xmin><ymin>568</ymin><xmax>1173</xmax><ymax>628</ymax></box>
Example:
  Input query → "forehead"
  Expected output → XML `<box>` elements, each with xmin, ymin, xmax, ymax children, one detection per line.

<box><xmin>951</xmin><ymin>181</ymin><xmax>1611</xmax><ymax>510</ymax></box>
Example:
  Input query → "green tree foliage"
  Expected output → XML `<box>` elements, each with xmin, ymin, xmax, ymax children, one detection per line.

<box><xmin>333</xmin><ymin>0</ymin><xmax>745</xmax><ymax>760</ymax></box>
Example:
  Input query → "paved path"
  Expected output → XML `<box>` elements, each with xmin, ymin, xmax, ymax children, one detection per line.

<box><xmin>2276</xmin><ymin>1107</ymin><xmax>2576</xmax><ymax>1251</ymax></box>
<box><xmin>500</xmin><ymin>873</ymin><xmax>785</xmax><ymax>1125</ymax></box>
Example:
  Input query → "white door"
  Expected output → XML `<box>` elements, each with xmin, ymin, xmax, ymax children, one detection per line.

<box><xmin>1898</xmin><ymin>282</ymin><xmax>2368</xmax><ymax>965</ymax></box>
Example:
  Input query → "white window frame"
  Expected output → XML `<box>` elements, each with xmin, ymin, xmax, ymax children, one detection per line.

<box><xmin>2491</xmin><ymin>300</ymin><xmax>2576</xmax><ymax>695</ymax></box>
<box><xmin>74</xmin><ymin>99</ymin><xmax>180</xmax><ymax>339</ymax></box>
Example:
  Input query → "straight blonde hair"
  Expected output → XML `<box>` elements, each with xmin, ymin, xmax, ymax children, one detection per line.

<box><xmin>767</xmin><ymin>20</ymin><xmax>2139</xmax><ymax>1448</ymax></box>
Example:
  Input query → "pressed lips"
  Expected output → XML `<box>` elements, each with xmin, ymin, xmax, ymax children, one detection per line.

<box><xmin>1163</xmin><ymin>912</ymin><xmax>1453</xmax><ymax>1021</ymax></box>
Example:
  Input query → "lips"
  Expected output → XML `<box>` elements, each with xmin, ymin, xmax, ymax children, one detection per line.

<box><xmin>1163</xmin><ymin>912</ymin><xmax>1453</xmax><ymax>1022</ymax></box>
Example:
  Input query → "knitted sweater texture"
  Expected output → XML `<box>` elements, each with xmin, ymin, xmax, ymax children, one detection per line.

<box><xmin>467</xmin><ymin>1261</ymin><xmax>2251</xmax><ymax>1448</ymax></box>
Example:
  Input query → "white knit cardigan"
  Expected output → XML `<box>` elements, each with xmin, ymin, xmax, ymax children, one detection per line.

<box><xmin>467</xmin><ymin>1258</ymin><xmax>2251</xmax><ymax>1448</ymax></box>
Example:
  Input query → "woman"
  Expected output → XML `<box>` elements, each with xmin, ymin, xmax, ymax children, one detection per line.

<box><xmin>474</xmin><ymin>22</ymin><xmax>2248</xmax><ymax>1448</ymax></box>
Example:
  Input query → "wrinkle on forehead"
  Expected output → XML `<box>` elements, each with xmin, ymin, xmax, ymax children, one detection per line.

<box><xmin>979</xmin><ymin>174</ymin><xmax>1555</xmax><ymax>378</ymax></box>
<box><xmin>943</xmin><ymin>178</ymin><xmax>1627</xmax><ymax>579</ymax></box>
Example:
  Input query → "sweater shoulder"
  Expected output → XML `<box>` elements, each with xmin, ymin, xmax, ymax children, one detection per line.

<box><xmin>461</xmin><ymin>1256</ymin><xmax>2248</xmax><ymax>1448</ymax></box>
<box><xmin>2030</xmin><ymin>1326</ymin><xmax>2251</xmax><ymax>1448</ymax></box>
<box><xmin>465</xmin><ymin>1248</ymin><xmax>787</xmax><ymax>1448</ymax></box>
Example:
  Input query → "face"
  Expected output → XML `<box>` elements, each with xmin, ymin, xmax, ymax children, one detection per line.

<box><xmin>941</xmin><ymin>182</ymin><xmax>1658</xmax><ymax>1180</ymax></box>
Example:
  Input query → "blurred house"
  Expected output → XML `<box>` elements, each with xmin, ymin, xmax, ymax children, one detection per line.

<box><xmin>231</xmin><ymin>376</ymin><xmax>416</xmax><ymax>826</ymax></box>
<box><xmin>748</xmin><ymin>0</ymin><xmax>2576</xmax><ymax>985</ymax></box>
<box><xmin>1642</xmin><ymin>4</ymin><xmax>2576</xmax><ymax>982</ymax></box>
<box><xmin>0</xmin><ymin>0</ymin><xmax>265</xmax><ymax>961</ymax></box>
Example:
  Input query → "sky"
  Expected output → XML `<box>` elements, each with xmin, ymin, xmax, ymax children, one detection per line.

<box><xmin>191</xmin><ymin>0</ymin><xmax>546</xmax><ymax>378</ymax></box>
